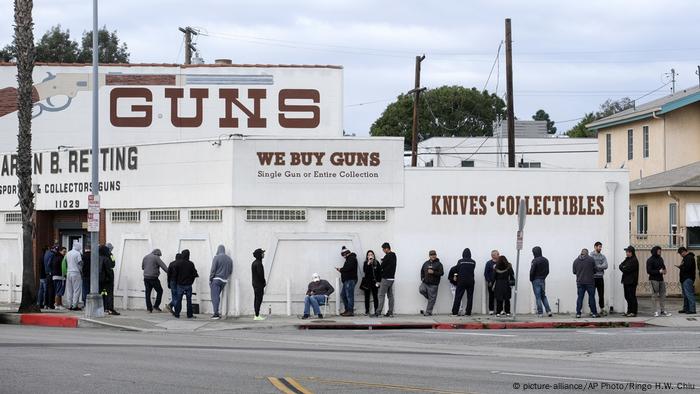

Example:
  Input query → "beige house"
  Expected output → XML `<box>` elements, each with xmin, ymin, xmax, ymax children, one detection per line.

<box><xmin>588</xmin><ymin>87</ymin><xmax>700</xmax><ymax>294</ymax></box>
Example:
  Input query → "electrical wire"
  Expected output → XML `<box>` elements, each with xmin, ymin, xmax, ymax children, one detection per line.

<box><xmin>482</xmin><ymin>41</ymin><xmax>503</xmax><ymax>91</ymax></box>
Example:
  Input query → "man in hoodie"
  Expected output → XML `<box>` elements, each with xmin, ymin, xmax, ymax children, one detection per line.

<box><xmin>43</xmin><ymin>244</ymin><xmax>58</xmax><ymax>309</ymax></box>
<box><xmin>64</xmin><ymin>241</ymin><xmax>83</xmax><ymax>310</ymax></box>
<box><xmin>165</xmin><ymin>253</ymin><xmax>182</xmax><ymax>314</ymax></box>
<box><xmin>676</xmin><ymin>247</ymin><xmax>696</xmax><ymax>314</ymax></box>
<box><xmin>209</xmin><ymin>245</ymin><xmax>233</xmax><ymax>320</ymax></box>
<box><xmin>172</xmin><ymin>249</ymin><xmax>198</xmax><ymax>319</ymax></box>
<box><xmin>374</xmin><ymin>242</ymin><xmax>397</xmax><ymax>318</ymax></box>
<box><xmin>99</xmin><ymin>244</ymin><xmax>119</xmax><ymax>315</ymax></box>
<box><xmin>483</xmin><ymin>250</ymin><xmax>499</xmax><ymax>315</ymax></box>
<box><xmin>452</xmin><ymin>248</ymin><xmax>476</xmax><ymax>316</ymax></box>
<box><xmin>337</xmin><ymin>246</ymin><xmax>358</xmax><ymax>316</ymax></box>
<box><xmin>301</xmin><ymin>273</ymin><xmax>335</xmax><ymax>319</ymax></box>
<box><xmin>142</xmin><ymin>249</ymin><xmax>168</xmax><ymax>312</ymax></box>
<box><xmin>647</xmin><ymin>245</ymin><xmax>671</xmax><ymax>317</ymax></box>
<box><xmin>590</xmin><ymin>242</ymin><xmax>609</xmax><ymax>315</ymax></box>
<box><xmin>51</xmin><ymin>246</ymin><xmax>67</xmax><ymax>309</ymax></box>
<box><xmin>619</xmin><ymin>246</ymin><xmax>639</xmax><ymax>317</ymax></box>
<box><xmin>419</xmin><ymin>250</ymin><xmax>444</xmax><ymax>316</ymax></box>
<box><xmin>530</xmin><ymin>246</ymin><xmax>552</xmax><ymax>317</ymax></box>
<box><xmin>251</xmin><ymin>248</ymin><xmax>266</xmax><ymax>321</ymax></box>
<box><xmin>573</xmin><ymin>248</ymin><xmax>598</xmax><ymax>318</ymax></box>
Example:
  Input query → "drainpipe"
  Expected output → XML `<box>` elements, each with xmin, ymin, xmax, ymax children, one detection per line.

<box><xmin>605</xmin><ymin>182</ymin><xmax>618</xmax><ymax>314</ymax></box>
<box><xmin>668</xmin><ymin>190</ymin><xmax>682</xmax><ymax>246</ymax></box>
<box><xmin>652</xmin><ymin>111</ymin><xmax>666</xmax><ymax>171</ymax></box>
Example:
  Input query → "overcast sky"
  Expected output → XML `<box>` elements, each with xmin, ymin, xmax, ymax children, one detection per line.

<box><xmin>1</xmin><ymin>0</ymin><xmax>699</xmax><ymax>135</ymax></box>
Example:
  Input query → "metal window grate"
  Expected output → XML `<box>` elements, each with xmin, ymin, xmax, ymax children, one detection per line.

<box><xmin>326</xmin><ymin>209</ymin><xmax>386</xmax><ymax>222</ymax></box>
<box><xmin>189</xmin><ymin>209</ymin><xmax>223</xmax><ymax>222</ymax></box>
<box><xmin>149</xmin><ymin>210</ymin><xmax>180</xmax><ymax>222</ymax></box>
<box><xmin>110</xmin><ymin>211</ymin><xmax>141</xmax><ymax>223</ymax></box>
<box><xmin>246</xmin><ymin>209</ymin><xmax>306</xmax><ymax>222</ymax></box>
<box><xmin>4</xmin><ymin>212</ymin><xmax>22</xmax><ymax>224</ymax></box>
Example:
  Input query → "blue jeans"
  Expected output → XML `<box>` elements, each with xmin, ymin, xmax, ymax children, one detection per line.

<box><xmin>82</xmin><ymin>277</ymin><xmax>90</xmax><ymax>304</ymax></box>
<box><xmin>340</xmin><ymin>280</ymin><xmax>356</xmax><ymax>313</ymax></box>
<box><xmin>174</xmin><ymin>285</ymin><xmax>193</xmax><ymax>318</ymax></box>
<box><xmin>210</xmin><ymin>280</ymin><xmax>226</xmax><ymax>315</ymax></box>
<box><xmin>682</xmin><ymin>279</ymin><xmax>696</xmax><ymax>313</ymax></box>
<box><xmin>576</xmin><ymin>284</ymin><xmax>597</xmax><ymax>315</ymax></box>
<box><xmin>304</xmin><ymin>294</ymin><xmax>327</xmax><ymax>316</ymax></box>
<box><xmin>532</xmin><ymin>279</ymin><xmax>551</xmax><ymax>315</ymax></box>
<box><xmin>37</xmin><ymin>279</ymin><xmax>47</xmax><ymax>307</ymax></box>
<box><xmin>169</xmin><ymin>281</ymin><xmax>177</xmax><ymax>307</ymax></box>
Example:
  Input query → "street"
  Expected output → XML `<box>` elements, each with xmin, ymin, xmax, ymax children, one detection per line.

<box><xmin>1</xmin><ymin>325</ymin><xmax>699</xmax><ymax>393</ymax></box>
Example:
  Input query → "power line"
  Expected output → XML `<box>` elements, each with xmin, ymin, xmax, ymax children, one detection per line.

<box><xmin>483</xmin><ymin>41</ymin><xmax>503</xmax><ymax>91</ymax></box>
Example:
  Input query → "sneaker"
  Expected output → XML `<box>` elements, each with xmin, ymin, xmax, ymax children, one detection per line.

<box><xmin>576</xmin><ymin>314</ymin><xmax>581</xmax><ymax>318</ymax></box>
<box><xmin>211</xmin><ymin>314</ymin><xmax>221</xmax><ymax>320</ymax></box>
<box><xmin>424</xmin><ymin>312</ymin><xmax>433</xmax><ymax>316</ymax></box>
<box><xmin>591</xmin><ymin>314</ymin><xmax>599</xmax><ymax>318</ymax></box>
<box><xmin>536</xmin><ymin>314</ymin><xmax>543</xmax><ymax>318</ymax></box>
<box><xmin>300</xmin><ymin>314</ymin><xmax>310</xmax><ymax>319</ymax></box>
<box><xmin>153</xmin><ymin>307</ymin><xmax>162</xmax><ymax>312</ymax></box>
<box><xmin>499</xmin><ymin>311</ymin><xmax>506</xmax><ymax>316</ymax></box>
<box><xmin>253</xmin><ymin>315</ymin><xmax>266</xmax><ymax>321</ymax></box>
<box><xmin>626</xmin><ymin>313</ymin><xmax>636</xmax><ymax>317</ymax></box>
<box><xmin>317</xmin><ymin>314</ymin><xmax>323</xmax><ymax>319</ymax></box>
<box><xmin>488</xmin><ymin>310</ymin><xmax>494</xmax><ymax>315</ymax></box>
<box><xmin>384</xmin><ymin>313</ymin><xmax>394</xmax><ymax>318</ymax></box>
<box><xmin>678</xmin><ymin>310</ymin><xmax>687</xmax><ymax>314</ymax></box>
<box><xmin>420</xmin><ymin>309</ymin><xmax>425</xmax><ymax>315</ymax></box>
<box><xmin>654</xmin><ymin>312</ymin><xmax>660</xmax><ymax>317</ymax></box>
<box><xmin>73</xmin><ymin>306</ymin><xmax>83</xmax><ymax>311</ymax></box>
<box><xmin>505</xmin><ymin>313</ymin><xmax>511</xmax><ymax>317</ymax></box>
<box><xmin>661</xmin><ymin>311</ymin><xmax>672</xmax><ymax>317</ymax></box>
<box><xmin>547</xmin><ymin>313</ymin><xmax>553</xmax><ymax>317</ymax></box>
<box><xmin>110</xmin><ymin>310</ymin><xmax>121</xmax><ymax>316</ymax></box>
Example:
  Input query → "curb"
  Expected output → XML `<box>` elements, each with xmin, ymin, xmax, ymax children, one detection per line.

<box><xmin>297</xmin><ymin>320</ymin><xmax>647</xmax><ymax>330</ymax></box>
<box><xmin>0</xmin><ymin>313</ymin><xmax>80</xmax><ymax>328</ymax></box>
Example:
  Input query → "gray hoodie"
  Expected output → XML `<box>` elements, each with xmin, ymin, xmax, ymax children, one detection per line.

<box><xmin>142</xmin><ymin>249</ymin><xmax>167</xmax><ymax>279</ymax></box>
<box><xmin>66</xmin><ymin>241</ymin><xmax>83</xmax><ymax>274</ymax></box>
<box><xmin>210</xmin><ymin>245</ymin><xmax>233</xmax><ymax>283</ymax></box>
<box><xmin>573</xmin><ymin>254</ymin><xmax>596</xmax><ymax>285</ymax></box>
<box><xmin>590</xmin><ymin>251</ymin><xmax>608</xmax><ymax>279</ymax></box>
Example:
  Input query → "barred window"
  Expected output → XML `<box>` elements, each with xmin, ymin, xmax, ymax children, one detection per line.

<box><xmin>110</xmin><ymin>211</ymin><xmax>141</xmax><ymax>223</ymax></box>
<box><xmin>326</xmin><ymin>209</ymin><xmax>386</xmax><ymax>222</ymax></box>
<box><xmin>4</xmin><ymin>212</ymin><xmax>22</xmax><ymax>224</ymax></box>
<box><xmin>246</xmin><ymin>209</ymin><xmax>306</xmax><ymax>222</ymax></box>
<box><xmin>149</xmin><ymin>210</ymin><xmax>180</xmax><ymax>222</ymax></box>
<box><xmin>189</xmin><ymin>209</ymin><xmax>223</xmax><ymax>222</ymax></box>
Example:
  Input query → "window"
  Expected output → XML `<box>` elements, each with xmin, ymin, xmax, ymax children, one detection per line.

<box><xmin>627</xmin><ymin>129</ymin><xmax>633</xmax><ymax>160</ymax></box>
<box><xmin>189</xmin><ymin>209</ymin><xmax>222</xmax><ymax>222</ymax></box>
<box><xmin>643</xmin><ymin>126</ymin><xmax>649</xmax><ymax>158</ymax></box>
<box><xmin>687</xmin><ymin>203</ymin><xmax>700</xmax><ymax>247</ymax></box>
<box><xmin>688</xmin><ymin>227</ymin><xmax>700</xmax><ymax>248</ymax></box>
<box><xmin>606</xmin><ymin>134</ymin><xmax>612</xmax><ymax>163</ymax></box>
<box><xmin>669</xmin><ymin>203</ymin><xmax>678</xmax><ymax>246</ymax></box>
<box><xmin>518</xmin><ymin>162</ymin><xmax>541</xmax><ymax>168</ymax></box>
<box><xmin>461</xmin><ymin>160</ymin><xmax>474</xmax><ymax>167</ymax></box>
<box><xmin>636</xmin><ymin>205</ymin><xmax>648</xmax><ymax>236</ymax></box>
<box><xmin>245</xmin><ymin>209</ymin><xmax>306</xmax><ymax>222</ymax></box>
<box><xmin>110</xmin><ymin>211</ymin><xmax>140</xmax><ymax>223</ymax></box>
<box><xmin>4</xmin><ymin>212</ymin><xmax>22</xmax><ymax>224</ymax></box>
<box><xmin>149</xmin><ymin>210</ymin><xmax>180</xmax><ymax>222</ymax></box>
<box><xmin>326</xmin><ymin>209</ymin><xmax>387</xmax><ymax>222</ymax></box>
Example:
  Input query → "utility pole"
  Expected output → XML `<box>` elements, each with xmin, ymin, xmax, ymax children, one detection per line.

<box><xmin>505</xmin><ymin>18</ymin><xmax>515</xmax><ymax>168</ymax></box>
<box><xmin>410</xmin><ymin>54</ymin><xmax>426</xmax><ymax>167</ymax></box>
<box><xmin>179</xmin><ymin>27</ymin><xmax>198</xmax><ymax>65</ymax></box>
<box><xmin>666</xmin><ymin>68</ymin><xmax>677</xmax><ymax>94</ymax></box>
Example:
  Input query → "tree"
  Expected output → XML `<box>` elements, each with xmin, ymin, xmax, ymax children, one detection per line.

<box><xmin>14</xmin><ymin>0</ymin><xmax>38</xmax><ymax>313</ymax></box>
<box><xmin>532</xmin><ymin>109</ymin><xmax>556</xmax><ymax>134</ymax></box>
<box><xmin>566</xmin><ymin>97</ymin><xmax>634</xmax><ymax>138</ymax></box>
<box><xmin>0</xmin><ymin>44</ymin><xmax>16</xmax><ymax>61</ymax></box>
<box><xmin>566</xmin><ymin>112</ymin><xmax>597</xmax><ymax>138</ymax></box>
<box><xmin>35</xmin><ymin>25</ymin><xmax>79</xmax><ymax>63</ymax></box>
<box><xmin>370</xmin><ymin>86</ymin><xmax>506</xmax><ymax>148</ymax></box>
<box><xmin>77</xmin><ymin>26</ymin><xmax>129</xmax><ymax>63</ymax></box>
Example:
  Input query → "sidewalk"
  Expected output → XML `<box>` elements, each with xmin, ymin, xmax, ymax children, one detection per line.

<box><xmin>2</xmin><ymin>297</ymin><xmax>698</xmax><ymax>332</ymax></box>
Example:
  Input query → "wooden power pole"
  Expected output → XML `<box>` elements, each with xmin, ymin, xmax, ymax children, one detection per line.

<box><xmin>410</xmin><ymin>54</ymin><xmax>426</xmax><ymax>167</ymax></box>
<box><xmin>179</xmin><ymin>27</ymin><xmax>198</xmax><ymax>65</ymax></box>
<box><xmin>505</xmin><ymin>18</ymin><xmax>516</xmax><ymax>168</ymax></box>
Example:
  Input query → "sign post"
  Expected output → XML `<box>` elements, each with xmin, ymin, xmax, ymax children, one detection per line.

<box><xmin>512</xmin><ymin>199</ymin><xmax>527</xmax><ymax>319</ymax></box>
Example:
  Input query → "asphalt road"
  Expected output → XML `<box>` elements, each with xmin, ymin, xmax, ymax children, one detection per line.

<box><xmin>1</xmin><ymin>325</ymin><xmax>699</xmax><ymax>393</ymax></box>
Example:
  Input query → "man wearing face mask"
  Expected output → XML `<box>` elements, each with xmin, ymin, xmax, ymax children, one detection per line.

<box><xmin>301</xmin><ymin>273</ymin><xmax>334</xmax><ymax>319</ymax></box>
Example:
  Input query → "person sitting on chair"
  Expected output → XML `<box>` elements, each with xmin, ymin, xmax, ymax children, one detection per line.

<box><xmin>302</xmin><ymin>273</ymin><xmax>334</xmax><ymax>319</ymax></box>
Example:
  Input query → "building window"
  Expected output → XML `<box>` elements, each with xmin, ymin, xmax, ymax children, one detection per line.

<box><xmin>606</xmin><ymin>134</ymin><xmax>612</xmax><ymax>163</ymax></box>
<box><xmin>111</xmin><ymin>211</ymin><xmax>140</xmax><ymax>223</ymax></box>
<box><xmin>627</xmin><ymin>129</ymin><xmax>633</xmax><ymax>160</ymax></box>
<box><xmin>642</xmin><ymin>126</ymin><xmax>649</xmax><ymax>158</ymax></box>
<box><xmin>688</xmin><ymin>227</ymin><xmax>700</xmax><ymax>248</ymax></box>
<box><xmin>669</xmin><ymin>203</ymin><xmax>678</xmax><ymax>246</ymax></box>
<box><xmin>189</xmin><ymin>209</ymin><xmax>222</xmax><ymax>222</ymax></box>
<box><xmin>4</xmin><ymin>212</ymin><xmax>22</xmax><ymax>224</ymax></box>
<box><xmin>518</xmin><ymin>162</ymin><xmax>541</xmax><ymax>168</ymax></box>
<box><xmin>326</xmin><ymin>209</ymin><xmax>386</xmax><ymax>222</ymax></box>
<box><xmin>636</xmin><ymin>205</ymin><xmax>648</xmax><ymax>236</ymax></box>
<box><xmin>461</xmin><ymin>160</ymin><xmax>474</xmax><ymax>167</ymax></box>
<box><xmin>246</xmin><ymin>209</ymin><xmax>306</xmax><ymax>222</ymax></box>
<box><xmin>149</xmin><ymin>210</ymin><xmax>180</xmax><ymax>222</ymax></box>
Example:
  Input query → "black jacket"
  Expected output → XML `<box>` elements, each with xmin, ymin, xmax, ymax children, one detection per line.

<box><xmin>81</xmin><ymin>251</ymin><xmax>91</xmax><ymax>280</ymax></box>
<box><xmin>362</xmin><ymin>258</ymin><xmax>382</xmax><ymax>284</ymax></box>
<box><xmin>173</xmin><ymin>250</ymin><xmax>198</xmax><ymax>286</ymax></box>
<box><xmin>421</xmin><ymin>258</ymin><xmax>444</xmax><ymax>285</ymax></box>
<box><xmin>619</xmin><ymin>256</ymin><xmax>639</xmax><ymax>285</ymax></box>
<box><xmin>646</xmin><ymin>246</ymin><xmax>666</xmax><ymax>282</ymax></box>
<box><xmin>340</xmin><ymin>252</ymin><xmax>359</xmax><ymax>282</ymax></box>
<box><xmin>455</xmin><ymin>248</ymin><xmax>476</xmax><ymax>286</ymax></box>
<box><xmin>529</xmin><ymin>247</ymin><xmax>549</xmax><ymax>282</ymax></box>
<box><xmin>98</xmin><ymin>245</ymin><xmax>114</xmax><ymax>286</ymax></box>
<box><xmin>679</xmin><ymin>252</ymin><xmax>696</xmax><ymax>282</ymax></box>
<box><xmin>251</xmin><ymin>258</ymin><xmax>266</xmax><ymax>288</ymax></box>
<box><xmin>51</xmin><ymin>252</ymin><xmax>64</xmax><ymax>278</ymax></box>
<box><xmin>381</xmin><ymin>251</ymin><xmax>397</xmax><ymax>279</ymax></box>
<box><xmin>306</xmin><ymin>279</ymin><xmax>334</xmax><ymax>296</ymax></box>
<box><xmin>494</xmin><ymin>263</ymin><xmax>515</xmax><ymax>300</ymax></box>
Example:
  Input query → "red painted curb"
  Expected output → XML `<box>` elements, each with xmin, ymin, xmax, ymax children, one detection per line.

<box><xmin>20</xmin><ymin>314</ymin><xmax>79</xmax><ymax>328</ymax></box>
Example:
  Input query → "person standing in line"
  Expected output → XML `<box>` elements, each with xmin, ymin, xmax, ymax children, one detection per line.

<box><xmin>530</xmin><ymin>246</ymin><xmax>552</xmax><ymax>317</ymax></box>
<box><xmin>99</xmin><ymin>244</ymin><xmax>120</xmax><ymax>315</ymax></box>
<box><xmin>43</xmin><ymin>244</ymin><xmax>58</xmax><ymax>309</ymax></box>
<box><xmin>142</xmin><ymin>249</ymin><xmax>168</xmax><ymax>312</ymax></box>
<box><xmin>619</xmin><ymin>246</ymin><xmax>639</xmax><ymax>317</ymax></box>
<box><xmin>301</xmin><ymin>273</ymin><xmax>335</xmax><ymax>319</ymax></box>
<box><xmin>337</xmin><ymin>246</ymin><xmax>358</xmax><ymax>316</ymax></box>
<box><xmin>573</xmin><ymin>248</ymin><xmax>598</xmax><ymax>318</ymax></box>
<box><xmin>81</xmin><ymin>246</ymin><xmax>91</xmax><ymax>306</ymax></box>
<box><xmin>361</xmin><ymin>250</ymin><xmax>381</xmax><ymax>316</ymax></box>
<box><xmin>165</xmin><ymin>253</ymin><xmax>182</xmax><ymax>314</ymax></box>
<box><xmin>251</xmin><ymin>248</ymin><xmax>266</xmax><ymax>321</ymax></box>
<box><xmin>448</xmin><ymin>261</ymin><xmax>464</xmax><ymax>315</ymax></box>
<box><xmin>484</xmin><ymin>250</ymin><xmax>499</xmax><ymax>315</ymax></box>
<box><xmin>37</xmin><ymin>246</ymin><xmax>49</xmax><ymax>309</ymax></box>
<box><xmin>419</xmin><ymin>250</ymin><xmax>444</xmax><ymax>316</ymax></box>
<box><xmin>374</xmin><ymin>242</ymin><xmax>397</xmax><ymax>318</ymax></box>
<box><xmin>172</xmin><ymin>249</ymin><xmax>198</xmax><ymax>319</ymax></box>
<box><xmin>647</xmin><ymin>246</ymin><xmax>671</xmax><ymax>317</ymax></box>
<box><xmin>590</xmin><ymin>241</ymin><xmax>609</xmax><ymax>316</ymax></box>
<box><xmin>64</xmin><ymin>241</ymin><xmax>83</xmax><ymax>311</ymax></box>
<box><xmin>494</xmin><ymin>255</ymin><xmax>515</xmax><ymax>316</ymax></box>
<box><xmin>51</xmin><ymin>246</ymin><xmax>67</xmax><ymax>309</ymax></box>
<box><xmin>676</xmin><ymin>247</ymin><xmax>696</xmax><ymax>315</ymax></box>
<box><xmin>451</xmin><ymin>248</ymin><xmax>476</xmax><ymax>316</ymax></box>
<box><xmin>209</xmin><ymin>245</ymin><xmax>233</xmax><ymax>320</ymax></box>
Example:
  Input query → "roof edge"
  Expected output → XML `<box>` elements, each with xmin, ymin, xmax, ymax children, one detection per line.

<box><xmin>0</xmin><ymin>62</ymin><xmax>343</xmax><ymax>69</ymax></box>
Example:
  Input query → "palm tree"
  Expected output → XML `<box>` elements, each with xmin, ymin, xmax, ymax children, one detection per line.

<box><xmin>14</xmin><ymin>0</ymin><xmax>38</xmax><ymax>313</ymax></box>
